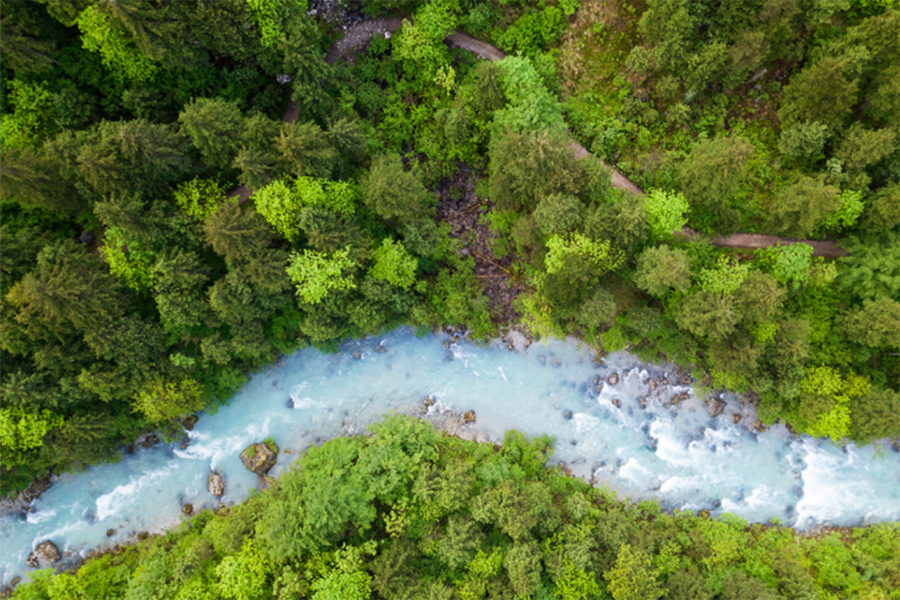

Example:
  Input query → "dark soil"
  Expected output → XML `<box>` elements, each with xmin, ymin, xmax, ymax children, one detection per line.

<box><xmin>434</xmin><ymin>166</ymin><xmax>527</xmax><ymax>325</ymax></box>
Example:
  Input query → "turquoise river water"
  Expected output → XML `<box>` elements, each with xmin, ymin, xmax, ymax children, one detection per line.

<box><xmin>2</xmin><ymin>328</ymin><xmax>899</xmax><ymax>584</ymax></box>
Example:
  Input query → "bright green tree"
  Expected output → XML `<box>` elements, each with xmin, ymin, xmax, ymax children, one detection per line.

<box><xmin>634</xmin><ymin>245</ymin><xmax>692</xmax><ymax>297</ymax></box>
<box><xmin>133</xmin><ymin>376</ymin><xmax>204</xmax><ymax>425</ymax></box>
<box><xmin>215</xmin><ymin>539</ymin><xmax>272</xmax><ymax>600</ymax></box>
<box><xmin>286</xmin><ymin>247</ymin><xmax>356</xmax><ymax>304</ymax></box>
<box><xmin>644</xmin><ymin>189</ymin><xmax>689</xmax><ymax>239</ymax></box>
<box><xmin>605</xmin><ymin>544</ymin><xmax>666</xmax><ymax>600</ymax></box>
<box><xmin>174</xmin><ymin>178</ymin><xmax>227</xmax><ymax>222</ymax></box>
<box><xmin>370</xmin><ymin>239</ymin><xmax>418</xmax><ymax>290</ymax></box>
<box><xmin>0</xmin><ymin>80</ymin><xmax>57</xmax><ymax>150</ymax></box>
<box><xmin>75</xmin><ymin>5</ymin><xmax>157</xmax><ymax>81</ymax></box>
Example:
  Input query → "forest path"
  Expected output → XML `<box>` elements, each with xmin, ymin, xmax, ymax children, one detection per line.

<box><xmin>230</xmin><ymin>17</ymin><xmax>847</xmax><ymax>258</ymax></box>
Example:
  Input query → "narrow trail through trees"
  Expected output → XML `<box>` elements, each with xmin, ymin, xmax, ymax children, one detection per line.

<box><xmin>229</xmin><ymin>17</ymin><xmax>847</xmax><ymax>258</ymax></box>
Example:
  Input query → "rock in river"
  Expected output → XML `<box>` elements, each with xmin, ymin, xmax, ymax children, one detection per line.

<box><xmin>732</xmin><ymin>413</ymin><xmax>743</xmax><ymax>424</ymax></box>
<box><xmin>240</xmin><ymin>441</ymin><xmax>279</xmax><ymax>478</ymax></box>
<box><xmin>26</xmin><ymin>541</ymin><xmax>60</xmax><ymax>568</ymax></box>
<box><xmin>607</xmin><ymin>373</ymin><xmax>619</xmax><ymax>385</ymax></box>
<box><xmin>708</xmin><ymin>397</ymin><xmax>727</xmax><ymax>418</ymax></box>
<box><xmin>183</xmin><ymin>414</ymin><xmax>199</xmax><ymax>431</ymax></box>
<box><xmin>463</xmin><ymin>410</ymin><xmax>476</xmax><ymax>424</ymax></box>
<box><xmin>208</xmin><ymin>472</ymin><xmax>225</xmax><ymax>497</ymax></box>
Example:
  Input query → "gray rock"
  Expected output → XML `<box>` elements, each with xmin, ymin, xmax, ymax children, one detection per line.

<box><xmin>732</xmin><ymin>413</ymin><xmax>743</xmax><ymax>424</ymax></box>
<box><xmin>208</xmin><ymin>472</ymin><xmax>225</xmax><ymax>497</ymax></box>
<box><xmin>670</xmin><ymin>393</ymin><xmax>689</xmax><ymax>406</ymax></box>
<box><xmin>375</xmin><ymin>344</ymin><xmax>387</xmax><ymax>353</ymax></box>
<box><xmin>26</xmin><ymin>540</ymin><xmax>60</xmax><ymax>568</ymax></box>
<box><xmin>607</xmin><ymin>373</ymin><xmax>619</xmax><ymax>386</ymax></box>
<box><xmin>708</xmin><ymin>397</ymin><xmax>727</xmax><ymax>418</ymax></box>
<box><xmin>563</xmin><ymin>410</ymin><xmax>573</xmax><ymax>420</ymax></box>
<box><xmin>611</xmin><ymin>398</ymin><xmax>621</xmax><ymax>408</ymax></box>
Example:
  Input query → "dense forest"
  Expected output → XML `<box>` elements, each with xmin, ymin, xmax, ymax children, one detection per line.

<box><xmin>10</xmin><ymin>415</ymin><xmax>900</xmax><ymax>600</ymax></box>
<box><xmin>0</xmin><ymin>0</ymin><xmax>898</xmax><ymax>511</ymax></box>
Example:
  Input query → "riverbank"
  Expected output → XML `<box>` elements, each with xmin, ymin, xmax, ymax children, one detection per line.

<box><xmin>3</xmin><ymin>329</ymin><xmax>899</xmax><ymax>590</ymax></box>
<box><xmin>6</xmin><ymin>411</ymin><xmax>899</xmax><ymax>600</ymax></box>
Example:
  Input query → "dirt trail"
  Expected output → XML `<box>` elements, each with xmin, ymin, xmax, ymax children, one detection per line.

<box><xmin>228</xmin><ymin>17</ymin><xmax>847</xmax><ymax>258</ymax></box>
<box><xmin>445</xmin><ymin>31</ymin><xmax>506</xmax><ymax>60</ymax></box>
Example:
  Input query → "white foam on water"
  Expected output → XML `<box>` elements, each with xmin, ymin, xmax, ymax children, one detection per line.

<box><xmin>95</xmin><ymin>465</ymin><xmax>174</xmax><ymax>521</ymax></box>
<box><xmin>2</xmin><ymin>327</ymin><xmax>898</xmax><ymax>586</ymax></box>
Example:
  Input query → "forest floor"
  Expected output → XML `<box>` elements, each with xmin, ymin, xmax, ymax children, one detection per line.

<box><xmin>435</xmin><ymin>166</ymin><xmax>527</xmax><ymax>324</ymax></box>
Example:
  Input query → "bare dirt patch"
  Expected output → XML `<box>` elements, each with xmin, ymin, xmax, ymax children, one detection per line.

<box><xmin>435</xmin><ymin>166</ymin><xmax>527</xmax><ymax>324</ymax></box>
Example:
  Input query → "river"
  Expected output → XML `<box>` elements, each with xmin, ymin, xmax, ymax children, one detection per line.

<box><xmin>2</xmin><ymin>327</ymin><xmax>899</xmax><ymax>584</ymax></box>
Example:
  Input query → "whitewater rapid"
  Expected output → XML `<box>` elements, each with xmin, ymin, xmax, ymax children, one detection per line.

<box><xmin>2</xmin><ymin>328</ymin><xmax>898</xmax><ymax>584</ymax></box>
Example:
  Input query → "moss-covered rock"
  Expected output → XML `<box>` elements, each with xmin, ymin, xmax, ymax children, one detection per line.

<box><xmin>240</xmin><ymin>440</ymin><xmax>278</xmax><ymax>477</ymax></box>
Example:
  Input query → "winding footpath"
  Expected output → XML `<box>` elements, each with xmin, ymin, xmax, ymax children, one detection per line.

<box><xmin>229</xmin><ymin>17</ymin><xmax>847</xmax><ymax>258</ymax></box>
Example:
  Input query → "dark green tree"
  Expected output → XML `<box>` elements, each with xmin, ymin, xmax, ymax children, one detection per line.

<box><xmin>361</xmin><ymin>154</ymin><xmax>431</xmax><ymax>223</ymax></box>
<box><xmin>178</xmin><ymin>97</ymin><xmax>244</xmax><ymax>171</ymax></box>
<box><xmin>275</xmin><ymin>121</ymin><xmax>336</xmax><ymax>179</ymax></box>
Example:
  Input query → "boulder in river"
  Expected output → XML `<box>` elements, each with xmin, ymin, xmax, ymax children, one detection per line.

<box><xmin>106</xmin><ymin>529</ymin><xmax>115</xmax><ymax>537</ymax></box>
<box><xmin>26</xmin><ymin>541</ymin><xmax>60</xmax><ymax>568</ymax></box>
<box><xmin>240</xmin><ymin>440</ymin><xmax>279</xmax><ymax>477</ymax></box>
<box><xmin>708</xmin><ymin>397</ymin><xmax>727</xmax><ymax>418</ymax></box>
<box><xmin>670</xmin><ymin>393</ymin><xmax>689</xmax><ymax>406</ymax></box>
<box><xmin>182</xmin><ymin>503</ymin><xmax>193</xmax><ymax>515</ymax></box>
<box><xmin>463</xmin><ymin>410</ymin><xmax>476</xmax><ymax>424</ymax></box>
<box><xmin>563</xmin><ymin>410</ymin><xmax>573</xmax><ymax>420</ymax></box>
<box><xmin>208</xmin><ymin>472</ymin><xmax>225</xmax><ymax>497</ymax></box>
<box><xmin>611</xmin><ymin>398</ymin><xmax>621</xmax><ymax>408</ymax></box>
<box><xmin>607</xmin><ymin>373</ymin><xmax>619</xmax><ymax>385</ymax></box>
<box><xmin>732</xmin><ymin>413</ymin><xmax>743</xmax><ymax>424</ymax></box>
<box><xmin>183</xmin><ymin>414</ymin><xmax>199</xmax><ymax>431</ymax></box>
